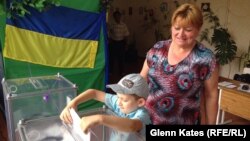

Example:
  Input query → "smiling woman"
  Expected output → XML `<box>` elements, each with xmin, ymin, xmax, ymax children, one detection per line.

<box><xmin>140</xmin><ymin>3</ymin><xmax>219</xmax><ymax>125</ymax></box>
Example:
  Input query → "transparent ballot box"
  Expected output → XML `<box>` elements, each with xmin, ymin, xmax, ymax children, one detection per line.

<box><xmin>1</xmin><ymin>74</ymin><xmax>77</xmax><ymax>141</ymax></box>
<box><xmin>17</xmin><ymin>107</ymin><xmax>145</xmax><ymax>141</ymax></box>
<box><xmin>17</xmin><ymin>107</ymin><xmax>112</xmax><ymax>141</ymax></box>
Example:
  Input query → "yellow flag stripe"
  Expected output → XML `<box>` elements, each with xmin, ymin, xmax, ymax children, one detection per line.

<box><xmin>3</xmin><ymin>25</ymin><xmax>98</xmax><ymax>68</ymax></box>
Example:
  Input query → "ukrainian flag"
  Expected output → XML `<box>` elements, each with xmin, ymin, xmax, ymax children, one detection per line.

<box><xmin>0</xmin><ymin>0</ymin><xmax>108</xmax><ymax>110</ymax></box>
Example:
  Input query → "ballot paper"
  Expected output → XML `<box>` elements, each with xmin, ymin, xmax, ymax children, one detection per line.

<box><xmin>218</xmin><ymin>81</ymin><xmax>236</xmax><ymax>89</ymax></box>
<box><xmin>218</xmin><ymin>81</ymin><xmax>233</xmax><ymax>87</ymax></box>
<box><xmin>69</xmin><ymin>108</ymin><xmax>91</xmax><ymax>141</ymax></box>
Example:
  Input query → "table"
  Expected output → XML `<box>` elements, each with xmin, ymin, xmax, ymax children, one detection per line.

<box><xmin>216</xmin><ymin>77</ymin><xmax>250</xmax><ymax>124</ymax></box>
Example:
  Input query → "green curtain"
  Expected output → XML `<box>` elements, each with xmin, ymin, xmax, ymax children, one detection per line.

<box><xmin>0</xmin><ymin>0</ymin><xmax>108</xmax><ymax>110</ymax></box>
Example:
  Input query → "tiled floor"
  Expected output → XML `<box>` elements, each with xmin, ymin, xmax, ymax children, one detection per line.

<box><xmin>1</xmin><ymin>57</ymin><xmax>249</xmax><ymax>141</ymax></box>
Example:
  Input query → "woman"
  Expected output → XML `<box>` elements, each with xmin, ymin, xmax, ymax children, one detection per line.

<box><xmin>140</xmin><ymin>3</ymin><xmax>219</xmax><ymax>125</ymax></box>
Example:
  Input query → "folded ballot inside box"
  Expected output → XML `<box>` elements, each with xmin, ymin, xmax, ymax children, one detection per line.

<box><xmin>1</xmin><ymin>74</ymin><xmax>77</xmax><ymax>141</ymax></box>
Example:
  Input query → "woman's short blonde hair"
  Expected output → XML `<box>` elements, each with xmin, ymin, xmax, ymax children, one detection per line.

<box><xmin>171</xmin><ymin>3</ymin><xmax>203</xmax><ymax>29</ymax></box>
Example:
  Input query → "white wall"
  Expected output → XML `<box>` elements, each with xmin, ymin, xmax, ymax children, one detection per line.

<box><xmin>109</xmin><ymin>0</ymin><xmax>250</xmax><ymax>79</ymax></box>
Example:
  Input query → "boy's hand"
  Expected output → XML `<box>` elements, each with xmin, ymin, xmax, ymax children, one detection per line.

<box><xmin>59</xmin><ymin>102</ymin><xmax>77</xmax><ymax>124</ymax></box>
<box><xmin>80</xmin><ymin>114</ymin><xmax>102</xmax><ymax>134</ymax></box>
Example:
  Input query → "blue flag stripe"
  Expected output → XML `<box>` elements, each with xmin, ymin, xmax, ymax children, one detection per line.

<box><xmin>6</xmin><ymin>6</ymin><xmax>102</xmax><ymax>40</ymax></box>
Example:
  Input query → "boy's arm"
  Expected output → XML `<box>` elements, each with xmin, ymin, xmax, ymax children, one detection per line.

<box><xmin>81</xmin><ymin>114</ymin><xmax>143</xmax><ymax>133</ymax></box>
<box><xmin>60</xmin><ymin>89</ymin><xmax>105</xmax><ymax>124</ymax></box>
<box><xmin>71</xmin><ymin>89</ymin><xmax>105</xmax><ymax>106</ymax></box>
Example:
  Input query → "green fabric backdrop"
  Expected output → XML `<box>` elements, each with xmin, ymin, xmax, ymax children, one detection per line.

<box><xmin>0</xmin><ymin>0</ymin><xmax>107</xmax><ymax>110</ymax></box>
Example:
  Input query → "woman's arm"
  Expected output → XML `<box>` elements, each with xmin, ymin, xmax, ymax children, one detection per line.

<box><xmin>81</xmin><ymin>114</ymin><xmax>143</xmax><ymax>133</ymax></box>
<box><xmin>204</xmin><ymin>65</ymin><xmax>219</xmax><ymax>124</ymax></box>
<box><xmin>140</xmin><ymin>59</ymin><xmax>149</xmax><ymax>79</ymax></box>
<box><xmin>60</xmin><ymin>89</ymin><xmax>105</xmax><ymax>124</ymax></box>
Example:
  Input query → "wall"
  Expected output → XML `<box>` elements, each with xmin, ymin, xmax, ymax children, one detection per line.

<box><xmin>108</xmin><ymin>0</ymin><xmax>171</xmax><ymax>57</ymax></box>
<box><xmin>109</xmin><ymin>0</ymin><xmax>250</xmax><ymax>79</ymax></box>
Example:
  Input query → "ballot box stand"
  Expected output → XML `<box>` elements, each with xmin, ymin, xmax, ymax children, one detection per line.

<box><xmin>1</xmin><ymin>73</ymin><xmax>77</xmax><ymax>141</ymax></box>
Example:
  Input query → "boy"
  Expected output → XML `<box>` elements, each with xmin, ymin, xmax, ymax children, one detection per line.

<box><xmin>60</xmin><ymin>73</ymin><xmax>151</xmax><ymax>141</ymax></box>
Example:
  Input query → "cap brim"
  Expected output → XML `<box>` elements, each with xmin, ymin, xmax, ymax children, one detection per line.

<box><xmin>106</xmin><ymin>84</ymin><xmax>133</xmax><ymax>94</ymax></box>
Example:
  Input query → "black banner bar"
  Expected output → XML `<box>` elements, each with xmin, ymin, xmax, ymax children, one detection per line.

<box><xmin>146</xmin><ymin>125</ymin><xmax>250</xmax><ymax>141</ymax></box>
